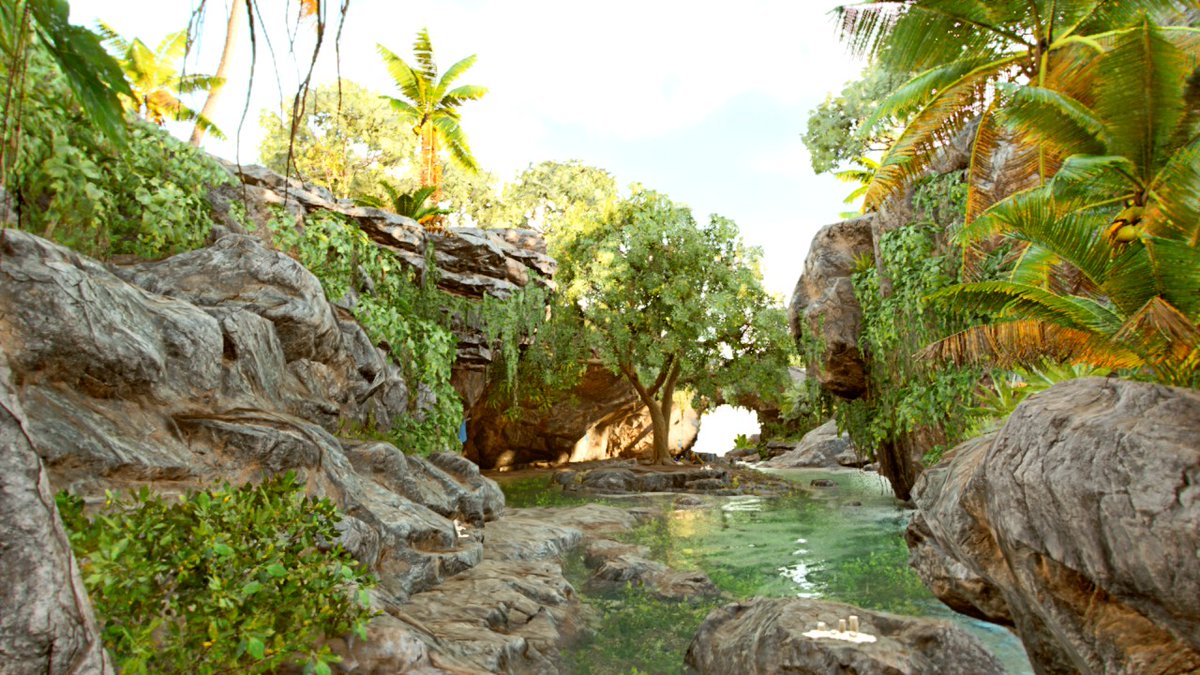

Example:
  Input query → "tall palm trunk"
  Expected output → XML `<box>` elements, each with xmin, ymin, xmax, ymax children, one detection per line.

<box><xmin>189</xmin><ymin>0</ymin><xmax>244</xmax><ymax>147</ymax></box>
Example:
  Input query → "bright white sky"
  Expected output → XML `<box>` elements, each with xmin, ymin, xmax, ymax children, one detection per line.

<box><xmin>71</xmin><ymin>0</ymin><xmax>865</xmax><ymax>299</ymax></box>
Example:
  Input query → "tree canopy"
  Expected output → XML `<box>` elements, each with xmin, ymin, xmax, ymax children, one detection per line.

<box><xmin>562</xmin><ymin>190</ymin><xmax>790</xmax><ymax>464</ymax></box>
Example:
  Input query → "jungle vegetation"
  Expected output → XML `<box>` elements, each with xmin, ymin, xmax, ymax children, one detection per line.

<box><xmin>801</xmin><ymin>1</ymin><xmax>1200</xmax><ymax>482</ymax></box>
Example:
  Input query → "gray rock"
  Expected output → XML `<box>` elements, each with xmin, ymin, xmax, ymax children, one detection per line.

<box><xmin>395</xmin><ymin>559</ymin><xmax>586</xmax><ymax>674</ymax></box>
<box><xmin>685</xmin><ymin>597</ymin><xmax>1003</xmax><ymax>675</ymax></box>
<box><xmin>584</xmin><ymin>537</ymin><xmax>720</xmax><ymax>600</ymax></box>
<box><xmin>763</xmin><ymin>420</ymin><xmax>855</xmax><ymax>468</ymax></box>
<box><xmin>118</xmin><ymin>234</ymin><xmax>344</xmax><ymax>364</ymax></box>
<box><xmin>788</xmin><ymin>216</ymin><xmax>873</xmax><ymax>399</ymax></box>
<box><xmin>482</xmin><ymin>517</ymin><xmax>583</xmax><ymax>562</ymax></box>
<box><xmin>0</xmin><ymin>351</ymin><xmax>114</xmax><ymax>674</ymax></box>
<box><xmin>910</xmin><ymin>378</ymin><xmax>1200</xmax><ymax>674</ymax></box>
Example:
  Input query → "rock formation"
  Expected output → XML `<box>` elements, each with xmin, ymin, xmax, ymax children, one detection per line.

<box><xmin>0</xmin><ymin>350</ymin><xmax>113</xmax><ymax>674</ymax></box>
<box><xmin>684</xmin><ymin>597</ymin><xmax>1003</xmax><ymax>675</ymax></box>
<box><xmin>761</xmin><ymin>419</ymin><xmax>863</xmax><ymax>469</ymax></box>
<box><xmin>907</xmin><ymin>378</ymin><xmax>1200</xmax><ymax>674</ymax></box>
<box><xmin>788</xmin><ymin>215</ymin><xmax>874</xmax><ymax>399</ymax></box>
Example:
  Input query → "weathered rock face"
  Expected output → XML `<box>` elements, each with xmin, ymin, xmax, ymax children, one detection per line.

<box><xmin>908</xmin><ymin>378</ymin><xmax>1200</xmax><ymax>674</ymax></box>
<box><xmin>684</xmin><ymin>597</ymin><xmax>1003</xmax><ymax>675</ymax></box>
<box><xmin>0</xmin><ymin>228</ymin><xmax>514</xmax><ymax>669</ymax></box>
<box><xmin>466</xmin><ymin>362</ymin><xmax>699</xmax><ymax>470</ymax></box>
<box><xmin>788</xmin><ymin>215</ymin><xmax>874</xmax><ymax>399</ymax></box>
<box><xmin>761</xmin><ymin>420</ymin><xmax>862</xmax><ymax>469</ymax></box>
<box><xmin>0</xmin><ymin>351</ymin><xmax>113</xmax><ymax>674</ymax></box>
<box><xmin>208</xmin><ymin>161</ymin><xmax>556</xmax><ymax>421</ymax></box>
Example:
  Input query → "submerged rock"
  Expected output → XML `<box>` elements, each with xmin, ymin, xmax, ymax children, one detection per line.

<box><xmin>909</xmin><ymin>378</ymin><xmax>1200</xmax><ymax>674</ymax></box>
<box><xmin>685</xmin><ymin>597</ymin><xmax>1003</xmax><ymax>675</ymax></box>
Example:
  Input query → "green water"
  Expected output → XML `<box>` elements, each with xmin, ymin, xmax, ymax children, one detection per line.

<box><xmin>497</xmin><ymin>469</ymin><xmax>1033</xmax><ymax>674</ymax></box>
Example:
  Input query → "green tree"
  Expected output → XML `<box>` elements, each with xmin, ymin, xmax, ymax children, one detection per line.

<box><xmin>96</xmin><ymin>24</ymin><xmax>223</xmax><ymax>137</ymax></box>
<box><xmin>802</xmin><ymin>67</ymin><xmax>906</xmax><ymax>175</ymax></box>
<box><xmin>259</xmin><ymin>80</ymin><xmax>416</xmax><ymax>200</ymax></box>
<box><xmin>928</xmin><ymin>19</ymin><xmax>1200</xmax><ymax>385</ymax></box>
<box><xmin>356</xmin><ymin>183</ymin><xmax>448</xmax><ymax>225</ymax></box>
<box><xmin>835</xmin><ymin>0</ymin><xmax>1193</xmax><ymax>219</ymax></box>
<box><xmin>378</xmin><ymin>29</ymin><xmax>487</xmax><ymax>211</ymax></box>
<box><xmin>488</xmin><ymin>160</ymin><xmax>619</xmax><ymax>235</ymax></box>
<box><xmin>564</xmin><ymin>191</ymin><xmax>788</xmax><ymax>464</ymax></box>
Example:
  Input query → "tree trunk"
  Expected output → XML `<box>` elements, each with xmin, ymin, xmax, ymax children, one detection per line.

<box><xmin>619</xmin><ymin>356</ymin><xmax>681</xmax><ymax>466</ymax></box>
<box><xmin>189</xmin><ymin>0</ymin><xmax>245</xmax><ymax>147</ymax></box>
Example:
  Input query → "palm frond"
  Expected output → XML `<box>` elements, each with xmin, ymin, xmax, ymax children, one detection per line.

<box><xmin>438</xmin><ymin>54</ymin><xmax>478</xmax><ymax>92</ymax></box>
<box><xmin>1147</xmin><ymin>136</ymin><xmax>1200</xmax><ymax>242</ymax></box>
<box><xmin>432</xmin><ymin>114</ymin><xmax>479</xmax><ymax>173</ymax></box>
<box><xmin>931</xmin><ymin>280</ymin><xmax>1123</xmax><ymax>334</ymax></box>
<box><xmin>919</xmin><ymin>319</ymin><xmax>1142</xmax><ymax>369</ymax></box>
<box><xmin>377</xmin><ymin>44</ymin><xmax>423</xmax><ymax>103</ymax></box>
<box><xmin>998</xmin><ymin>84</ymin><xmax>1110</xmax><ymax>155</ymax></box>
<box><xmin>412</xmin><ymin>28</ymin><xmax>438</xmax><ymax>81</ymax></box>
<box><xmin>1097</xmin><ymin>18</ymin><xmax>1190</xmax><ymax>184</ymax></box>
<box><xmin>864</xmin><ymin>54</ymin><xmax>1021</xmax><ymax>208</ymax></box>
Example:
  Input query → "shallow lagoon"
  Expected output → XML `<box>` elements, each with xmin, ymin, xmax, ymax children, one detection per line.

<box><xmin>498</xmin><ymin>467</ymin><xmax>1033</xmax><ymax>674</ymax></box>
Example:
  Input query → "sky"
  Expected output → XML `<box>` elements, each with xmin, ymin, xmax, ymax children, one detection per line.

<box><xmin>70</xmin><ymin>0</ymin><xmax>866</xmax><ymax>300</ymax></box>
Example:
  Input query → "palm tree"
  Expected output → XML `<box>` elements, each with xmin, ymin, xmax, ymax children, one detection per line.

<box><xmin>925</xmin><ymin>19</ymin><xmax>1200</xmax><ymax>384</ymax></box>
<box><xmin>377</xmin><ymin>29</ymin><xmax>486</xmax><ymax>218</ymax></box>
<box><xmin>836</xmin><ymin>0</ymin><xmax>1195</xmax><ymax>222</ymax></box>
<box><xmin>97</xmin><ymin>24</ymin><xmax>223</xmax><ymax>138</ymax></box>
<box><xmin>189</xmin><ymin>0</ymin><xmax>244</xmax><ymax>147</ymax></box>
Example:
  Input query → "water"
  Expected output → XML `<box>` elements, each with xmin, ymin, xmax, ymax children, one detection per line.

<box><xmin>497</xmin><ymin>468</ymin><xmax>1033</xmax><ymax>674</ymax></box>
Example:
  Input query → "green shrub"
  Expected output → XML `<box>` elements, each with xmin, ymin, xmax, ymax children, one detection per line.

<box><xmin>6</xmin><ymin>49</ymin><xmax>234</xmax><ymax>258</ymax></box>
<box><xmin>56</xmin><ymin>473</ymin><xmax>375</xmax><ymax>675</ymax></box>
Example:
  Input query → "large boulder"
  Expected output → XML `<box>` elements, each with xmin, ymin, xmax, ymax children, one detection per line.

<box><xmin>762</xmin><ymin>420</ymin><xmax>861</xmax><ymax>469</ymax></box>
<box><xmin>684</xmin><ymin>597</ymin><xmax>1003</xmax><ymax>675</ymax></box>
<box><xmin>788</xmin><ymin>216</ymin><xmax>874</xmax><ymax>399</ymax></box>
<box><xmin>0</xmin><ymin>351</ymin><xmax>113</xmax><ymax>674</ymax></box>
<box><xmin>908</xmin><ymin>378</ymin><xmax>1200</xmax><ymax>674</ymax></box>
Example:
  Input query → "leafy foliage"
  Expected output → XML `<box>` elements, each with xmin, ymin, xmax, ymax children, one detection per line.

<box><xmin>378</xmin><ymin>28</ymin><xmax>487</xmax><ymax>215</ymax></box>
<box><xmin>259</xmin><ymin>80</ymin><xmax>417</xmax><ymax>201</ymax></box>
<box><xmin>930</xmin><ymin>20</ymin><xmax>1200</xmax><ymax>385</ymax></box>
<box><xmin>835</xmin><ymin>0</ymin><xmax>1195</xmax><ymax>215</ymax></box>
<box><xmin>802</xmin><ymin>68</ymin><xmax>908</xmax><ymax>175</ymax></box>
<box><xmin>56</xmin><ymin>473</ymin><xmax>374</xmax><ymax>675</ymax></box>
<box><xmin>356</xmin><ymin>183</ymin><xmax>449</xmax><ymax>224</ymax></box>
<box><xmin>4</xmin><ymin>45</ymin><xmax>233</xmax><ymax>257</ymax></box>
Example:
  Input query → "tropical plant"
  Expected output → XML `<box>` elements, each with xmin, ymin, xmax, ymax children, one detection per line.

<box><xmin>835</xmin><ymin>0</ymin><xmax>1195</xmax><ymax>220</ymax></box>
<box><xmin>357</xmin><ymin>183</ymin><xmax>449</xmax><ymax>225</ymax></box>
<box><xmin>927</xmin><ymin>19</ymin><xmax>1200</xmax><ymax>385</ymax></box>
<box><xmin>834</xmin><ymin>156</ymin><xmax>879</xmax><ymax>209</ymax></box>
<box><xmin>56</xmin><ymin>472</ymin><xmax>374</xmax><ymax>675</ymax></box>
<box><xmin>378</xmin><ymin>29</ymin><xmax>487</xmax><ymax>212</ymax></box>
<box><xmin>96</xmin><ymin>24</ymin><xmax>224</xmax><ymax>138</ymax></box>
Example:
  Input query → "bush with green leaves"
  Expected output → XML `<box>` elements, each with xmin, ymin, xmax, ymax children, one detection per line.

<box><xmin>56</xmin><ymin>473</ymin><xmax>375</xmax><ymax>675</ymax></box>
<box><xmin>4</xmin><ymin>45</ymin><xmax>234</xmax><ymax>258</ymax></box>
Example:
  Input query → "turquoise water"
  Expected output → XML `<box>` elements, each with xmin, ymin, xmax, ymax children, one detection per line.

<box><xmin>497</xmin><ymin>469</ymin><xmax>1033</xmax><ymax>674</ymax></box>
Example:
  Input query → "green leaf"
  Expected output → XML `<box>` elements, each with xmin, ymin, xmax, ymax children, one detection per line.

<box><xmin>267</xmin><ymin>563</ymin><xmax>287</xmax><ymax>578</ymax></box>
<box><xmin>246</xmin><ymin>637</ymin><xmax>265</xmax><ymax>660</ymax></box>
